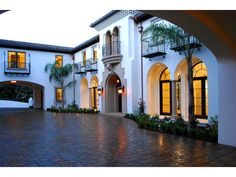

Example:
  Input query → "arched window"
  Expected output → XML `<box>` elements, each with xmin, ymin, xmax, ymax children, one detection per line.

<box><xmin>112</xmin><ymin>27</ymin><xmax>120</xmax><ymax>55</ymax></box>
<box><xmin>160</xmin><ymin>68</ymin><xmax>171</xmax><ymax>115</ymax></box>
<box><xmin>105</xmin><ymin>31</ymin><xmax>112</xmax><ymax>56</ymax></box>
<box><xmin>193</xmin><ymin>62</ymin><xmax>208</xmax><ymax>118</ymax></box>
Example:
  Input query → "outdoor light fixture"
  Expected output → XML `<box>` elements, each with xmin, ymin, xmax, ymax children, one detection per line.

<box><xmin>97</xmin><ymin>86</ymin><xmax>103</xmax><ymax>96</ymax></box>
<box><xmin>117</xmin><ymin>85</ymin><xmax>124</xmax><ymax>94</ymax></box>
<box><xmin>138</xmin><ymin>24</ymin><xmax>143</xmax><ymax>33</ymax></box>
<box><xmin>10</xmin><ymin>80</ymin><xmax>17</xmax><ymax>84</ymax></box>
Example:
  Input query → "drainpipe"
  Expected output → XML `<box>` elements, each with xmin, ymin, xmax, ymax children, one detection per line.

<box><xmin>138</xmin><ymin>22</ymin><xmax>144</xmax><ymax>105</ymax></box>
<box><xmin>72</xmin><ymin>55</ymin><xmax>76</xmax><ymax>104</ymax></box>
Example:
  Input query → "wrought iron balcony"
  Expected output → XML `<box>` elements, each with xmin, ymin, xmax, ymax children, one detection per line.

<box><xmin>85</xmin><ymin>58</ymin><xmax>98</xmax><ymax>72</ymax></box>
<box><xmin>75</xmin><ymin>58</ymin><xmax>98</xmax><ymax>75</ymax></box>
<box><xmin>75</xmin><ymin>62</ymin><xmax>86</xmax><ymax>75</ymax></box>
<box><xmin>170</xmin><ymin>35</ymin><xmax>202</xmax><ymax>52</ymax></box>
<box><xmin>4</xmin><ymin>61</ymin><xmax>31</xmax><ymax>75</ymax></box>
<box><xmin>102</xmin><ymin>41</ymin><xmax>122</xmax><ymax>65</ymax></box>
<box><xmin>142</xmin><ymin>37</ymin><xmax>166</xmax><ymax>58</ymax></box>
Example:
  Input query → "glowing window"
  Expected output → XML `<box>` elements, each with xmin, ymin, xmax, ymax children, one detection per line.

<box><xmin>193</xmin><ymin>62</ymin><xmax>207</xmax><ymax>77</ymax></box>
<box><xmin>55</xmin><ymin>55</ymin><xmax>63</xmax><ymax>68</ymax></box>
<box><xmin>160</xmin><ymin>68</ymin><xmax>171</xmax><ymax>115</ymax></box>
<box><xmin>160</xmin><ymin>68</ymin><xmax>170</xmax><ymax>81</ymax></box>
<box><xmin>193</xmin><ymin>62</ymin><xmax>208</xmax><ymax>118</ymax></box>
<box><xmin>55</xmin><ymin>88</ymin><xmax>63</xmax><ymax>102</ymax></box>
<box><xmin>8</xmin><ymin>51</ymin><xmax>26</xmax><ymax>69</ymax></box>
<box><xmin>93</xmin><ymin>48</ymin><xmax>98</xmax><ymax>62</ymax></box>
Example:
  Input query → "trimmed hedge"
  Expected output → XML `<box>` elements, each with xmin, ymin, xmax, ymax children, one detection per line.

<box><xmin>47</xmin><ymin>104</ymin><xmax>99</xmax><ymax>114</ymax></box>
<box><xmin>124</xmin><ymin>113</ymin><xmax>218</xmax><ymax>143</ymax></box>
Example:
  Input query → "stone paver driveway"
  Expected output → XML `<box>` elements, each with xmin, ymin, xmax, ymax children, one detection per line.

<box><xmin>0</xmin><ymin>109</ymin><xmax>236</xmax><ymax>167</ymax></box>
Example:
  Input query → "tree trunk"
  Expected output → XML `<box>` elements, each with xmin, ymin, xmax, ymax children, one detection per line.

<box><xmin>61</xmin><ymin>82</ymin><xmax>65</xmax><ymax>110</ymax></box>
<box><xmin>187</xmin><ymin>54</ymin><xmax>195</xmax><ymax>129</ymax></box>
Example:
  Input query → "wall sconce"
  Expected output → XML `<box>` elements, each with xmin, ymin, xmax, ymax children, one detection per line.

<box><xmin>97</xmin><ymin>86</ymin><xmax>103</xmax><ymax>96</ymax></box>
<box><xmin>117</xmin><ymin>85</ymin><xmax>124</xmax><ymax>94</ymax></box>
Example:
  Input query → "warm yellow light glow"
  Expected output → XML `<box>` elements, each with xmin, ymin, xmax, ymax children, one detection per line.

<box><xmin>97</xmin><ymin>90</ymin><xmax>102</xmax><ymax>95</ymax></box>
<box><xmin>10</xmin><ymin>80</ymin><xmax>17</xmax><ymax>84</ymax></box>
<box><xmin>118</xmin><ymin>89</ymin><xmax>123</xmax><ymax>94</ymax></box>
<box><xmin>55</xmin><ymin>55</ymin><xmax>63</xmax><ymax>68</ymax></box>
<box><xmin>116</xmin><ymin>79</ymin><xmax>120</xmax><ymax>83</ymax></box>
<box><xmin>56</xmin><ymin>88</ymin><xmax>63</xmax><ymax>101</ymax></box>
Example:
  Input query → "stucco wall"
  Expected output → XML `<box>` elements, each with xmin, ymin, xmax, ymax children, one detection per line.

<box><xmin>0</xmin><ymin>48</ymin><xmax>73</xmax><ymax>110</ymax></box>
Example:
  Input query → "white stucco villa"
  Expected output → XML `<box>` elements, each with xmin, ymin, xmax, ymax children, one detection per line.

<box><xmin>0</xmin><ymin>10</ymin><xmax>235</xmax><ymax>147</ymax></box>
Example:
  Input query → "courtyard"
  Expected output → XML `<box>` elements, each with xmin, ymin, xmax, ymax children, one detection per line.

<box><xmin>0</xmin><ymin>109</ymin><xmax>236</xmax><ymax>167</ymax></box>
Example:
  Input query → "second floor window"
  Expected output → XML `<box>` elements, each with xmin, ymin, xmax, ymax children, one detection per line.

<box><xmin>83</xmin><ymin>51</ymin><xmax>86</xmax><ymax>65</ymax></box>
<box><xmin>55</xmin><ymin>88</ymin><xmax>63</xmax><ymax>102</ymax></box>
<box><xmin>93</xmin><ymin>48</ymin><xmax>98</xmax><ymax>62</ymax></box>
<box><xmin>8</xmin><ymin>51</ymin><xmax>26</xmax><ymax>69</ymax></box>
<box><xmin>55</xmin><ymin>55</ymin><xmax>63</xmax><ymax>68</ymax></box>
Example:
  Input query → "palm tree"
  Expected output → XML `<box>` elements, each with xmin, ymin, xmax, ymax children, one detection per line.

<box><xmin>144</xmin><ymin>23</ymin><xmax>201</xmax><ymax>128</ymax></box>
<box><xmin>44</xmin><ymin>61</ymin><xmax>78</xmax><ymax>110</ymax></box>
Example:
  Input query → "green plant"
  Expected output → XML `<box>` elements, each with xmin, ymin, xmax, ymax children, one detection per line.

<box><xmin>136</xmin><ymin>114</ymin><xmax>149</xmax><ymax>128</ymax></box>
<box><xmin>44</xmin><ymin>61</ymin><xmax>78</xmax><ymax>110</ymax></box>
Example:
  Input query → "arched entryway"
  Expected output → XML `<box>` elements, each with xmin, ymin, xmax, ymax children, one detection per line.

<box><xmin>174</xmin><ymin>57</ymin><xmax>209</xmax><ymax>123</ymax></box>
<box><xmin>147</xmin><ymin>63</ymin><xmax>170</xmax><ymax>115</ymax></box>
<box><xmin>105</xmin><ymin>73</ymin><xmax>122</xmax><ymax>113</ymax></box>
<box><xmin>89</xmin><ymin>76</ymin><xmax>98</xmax><ymax>109</ymax></box>
<box><xmin>0</xmin><ymin>80</ymin><xmax>44</xmax><ymax>109</ymax></box>
<box><xmin>80</xmin><ymin>78</ymin><xmax>89</xmax><ymax>108</ymax></box>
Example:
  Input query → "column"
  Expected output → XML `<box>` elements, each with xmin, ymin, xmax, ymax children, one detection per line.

<box><xmin>171</xmin><ymin>80</ymin><xmax>177</xmax><ymax>117</ymax></box>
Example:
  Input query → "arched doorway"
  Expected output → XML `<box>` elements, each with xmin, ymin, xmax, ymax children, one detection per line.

<box><xmin>159</xmin><ymin>68</ymin><xmax>171</xmax><ymax>115</ymax></box>
<box><xmin>174</xmin><ymin>58</ymin><xmax>210</xmax><ymax>122</ymax></box>
<box><xmin>89</xmin><ymin>76</ymin><xmax>98</xmax><ymax>109</ymax></box>
<box><xmin>80</xmin><ymin>78</ymin><xmax>89</xmax><ymax>108</ymax></box>
<box><xmin>105</xmin><ymin>73</ymin><xmax>122</xmax><ymax>113</ymax></box>
<box><xmin>147</xmin><ymin>63</ymin><xmax>169</xmax><ymax>115</ymax></box>
<box><xmin>0</xmin><ymin>80</ymin><xmax>44</xmax><ymax>109</ymax></box>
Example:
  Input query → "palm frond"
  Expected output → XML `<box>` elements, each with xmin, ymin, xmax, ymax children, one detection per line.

<box><xmin>66</xmin><ymin>80</ymin><xmax>77</xmax><ymax>88</ymax></box>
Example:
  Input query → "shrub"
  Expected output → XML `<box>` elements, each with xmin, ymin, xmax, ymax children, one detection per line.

<box><xmin>136</xmin><ymin>114</ymin><xmax>149</xmax><ymax>128</ymax></box>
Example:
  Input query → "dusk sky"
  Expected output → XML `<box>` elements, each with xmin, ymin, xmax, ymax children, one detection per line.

<box><xmin>0</xmin><ymin>0</ymin><xmax>231</xmax><ymax>47</ymax></box>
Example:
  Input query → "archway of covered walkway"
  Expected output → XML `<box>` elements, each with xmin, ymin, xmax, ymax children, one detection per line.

<box><xmin>142</xmin><ymin>10</ymin><xmax>236</xmax><ymax>147</ymax></box>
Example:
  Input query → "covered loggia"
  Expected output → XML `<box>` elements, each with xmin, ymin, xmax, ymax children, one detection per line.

<box><xmin>147</xmin><ymin>63</ymin><xmax>170</xmax><ymax>116</ymax></box>
<box><xmin>144</xmin><ymin>10</ymin><xmax>236</xmax><ymax>147</ymax></box>
<box><xmin>0</xmin><ymin>80</ymin><xmax>44</xmax><ymax>109</ymax></box>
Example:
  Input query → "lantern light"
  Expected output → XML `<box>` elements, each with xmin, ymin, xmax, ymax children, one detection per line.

<box><xmin>117</xmin><ymin>85</ymin><xmax>124</xmax><ymax>94</ymax></box>
<box><xmin>97</xmin><ymin>86</ymin><xmax>103</xmax><ymax>96</ymax></box>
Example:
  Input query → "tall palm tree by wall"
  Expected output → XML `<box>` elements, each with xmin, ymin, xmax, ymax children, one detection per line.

<box><xmin>44</xmin><ymin>61</ymin><xmax>77</xmax><ymax>110</ymax></box>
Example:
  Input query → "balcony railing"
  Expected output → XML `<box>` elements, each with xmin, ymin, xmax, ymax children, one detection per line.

<box><xmin>102</xmin><ymin>41</ymin><xmax>121</xmax><ymax>58</ymax></box>
<box><xmin>85</xmin><ymin>58</ymin><xmax>98</xmax><ymax>72</ymax></box>
<box><xmin>75</xmin><ymin>62</ymin><xmax>86</xmax><ymax>74</ymax></box>
<box><xmin>170</xmin><ymin>35</ymin><xmax>202</xmax><ymax>52</ymax></box>
<box><xmin>102</xmin><ymin>41</ymin><xmax>122</xmax><ymax>66</ymax></box>
<box><xmin>142</xmin><ymin>36</ymin><xmax>166</xmax><ymax>58</ymax></box>
<box><xmin>75</xmin><ymin>58</ymin><xmax>97</xmax><ymax>75</ymax></box>
<box><xmin>4</xmin><ymin>61</ymin><xmax>31</xmax><ymax>75</ymax></box>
